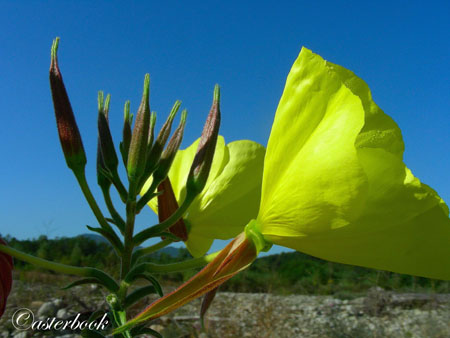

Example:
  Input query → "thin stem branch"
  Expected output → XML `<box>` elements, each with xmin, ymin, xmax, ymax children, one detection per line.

<box><xmin>74</xmin><ymin>170</ymin><xmax>113</xmax><ymax>233</ymax></box>
<box><xmin>0</xmin><ymin>244</ymin><xmax>119</xmax><ymax>292</ymax></box>
<box><xmin>111</xmin><ymin>170</ymin><xmax>128</xmax><ymax>203</ymax></box>
<box><xmin>136</xmin><ymin>178</ymin><xmax>159</xmax><ymax>212</ymax></box>
<box><xmin>131</xmin><ymin>239</ymin><xmax>173</xmax><ymax>265</ymax></box>
<box><xmin>134</xmin><ymin>250</ymin><xmax>220</xmax><ymax>274</ymax></box>
<box><xmin>101</xmin><ymin>186</ymin><xmax>125</xmax><ymax>234</ymax></box>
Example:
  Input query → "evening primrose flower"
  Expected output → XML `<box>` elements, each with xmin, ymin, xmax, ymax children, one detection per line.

<box><xmin>256</xmin><ymin>47</ymin><xmax>450</xmax><ymax>280</ymax></box>
<box><xmin>117</xmin><ymin>47</ymin><xmax>450</xmax><ymax>332</ymax></box>
<box><xmin>142</xmin><ymin>136</ymin><xmax>265</xmax><ymax>257</ymax></box>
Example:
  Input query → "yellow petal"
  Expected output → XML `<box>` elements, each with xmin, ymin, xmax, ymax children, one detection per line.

<box><xmin>259</xmin><ymin>47</ymin><xmax>450</xmax><ymax>280</ymax></box>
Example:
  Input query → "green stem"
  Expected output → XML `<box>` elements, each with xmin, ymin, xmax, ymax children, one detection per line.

<box><xmin>0</xmin><ymin>244</ymin><xmax>85</xmax><ymax>275</ymax></box>
<box><xmin>0</xmin><ymin>244</ymin><xmax>119</xmax><ymax>292</ymax></box>
<box><xmin>101</xmin><ymin>186</ymin><xmax>125</xmax><ymax>234</ymax></box>
<box><xmin>136</xmin><ymin>177</ymin><xmax>160</xmax><ymax>212</ymax></box>
<box><xmin>127</xmin><ymin>250</ymin><xmax>220</xmax><ymax>279</ymax></box>
<box><xmin>133</xmin><ymin>194</ymin><xmax>194</xmax><ymax>246</ymax></box>
<box><xmin>131</xmin><ymin>239</ymin><xmax>173</xmax><ymax>266</ymax></box>
<box><xmin>74</xmin><ymin>170</ymin><xmax>113</xmax><ymax>233</ymax></box>
<box><xmin>146</xmin><ymin>250</ymin><xmax>219</xmax><ymax>272</ymax></box>
<box><xmin>111</xmin><ymin>170</ymin><xmax>128</xmax><ymax>203</ymax></box>
<box><xmin>121</xmin><ymin>182</ymin><xmax>137</xmax><ymax>279</ymax></box>
<box><xmin>137</xmin><ymin>238</ymin><xmax>173</xmax><ymax>256</ymax></box>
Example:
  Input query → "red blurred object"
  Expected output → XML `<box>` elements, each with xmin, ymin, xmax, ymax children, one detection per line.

<box><xmin>0</xmin><ymin>238</ymin><xmax>13</xmax><ymax>318</ymax></box>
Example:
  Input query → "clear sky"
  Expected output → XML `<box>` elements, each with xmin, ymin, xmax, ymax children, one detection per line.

<box><xmin>1</xmin><ymin>1</ymin><xmax>449</xmax><ymax>255</ymax></box>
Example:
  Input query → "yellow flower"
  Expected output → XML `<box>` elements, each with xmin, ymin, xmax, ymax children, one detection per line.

<box><xmin>142</xmin><ymin>136</ymin><xmax>265</xmax><ymax>257</ymax></box>
<box><xmin>117</xmin><ymin>47</ymin><xmax>450</xmax><ymax>333</ymax></box>
<box><xmin>256</xmin><ymin>47</ymin><xmax>450</xmax><ymax>280</ymax></box>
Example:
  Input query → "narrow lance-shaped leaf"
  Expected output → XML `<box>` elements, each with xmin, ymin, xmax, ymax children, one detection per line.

<box><xmin>49</xmin><ymin>37</ymin><xmax>87</xmax><ymax>173</ymax></box>
<box><xmin>124</xmin><ymin>285</ymin><xmax>157</xmax><ymax>309</ymax></box>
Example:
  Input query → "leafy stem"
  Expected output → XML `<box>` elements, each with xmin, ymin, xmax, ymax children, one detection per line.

<box><xmin>0</xmin><ymin>244</ymin><xmax>119</xmax><ymax>292</ymax></box>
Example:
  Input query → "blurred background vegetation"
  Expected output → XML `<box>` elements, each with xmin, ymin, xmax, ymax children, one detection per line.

<box><xmin>4</xmin><ymin>234</ymin><xmax>449</xmax><ymax>296</ymax></box>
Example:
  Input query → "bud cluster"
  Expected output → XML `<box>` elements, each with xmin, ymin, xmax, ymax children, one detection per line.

<box><xmin>49</xmin><ymin>37</ymin><xmax>221</xmax><ymax>259</ymax></box>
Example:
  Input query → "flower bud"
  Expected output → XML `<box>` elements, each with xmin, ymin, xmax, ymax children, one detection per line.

<box><xmin>157</xmin><ymin>178</ymin><xmax>188</xmax><ymax>241</ymax></box>
<box><xmin>49</xmin><ymin>37</ymin><xmax>87</xmax><ymax>172</ymax></box>
<box><xmin>152</xmin><ymin>109</ymin><xmax>187</xmax><ymax>183</ymax></box>
<box><xmin>120</xmin><ymin>101</ymin><xmax>133</xmax><ymax>167</ymax></box>
<box><xmin>127</xmin><ymin>74</ymin><xmax>150</xmax><ymax>183</ymax></box>
<box><xmin>142</xmin><ymin>101</ymin><xmax>181</xmax><ymax>183</ymax></box>
<box><xmin>0</xmin><ymin>238</ymin><xmax>13</xmax><ymax>318</ymax></box>
<box><xmin>97</xmin><ymin>92</ymin><xmax>119</xmax><ymax>175</ymax></box>
<box><xmin>137</xmin><ymin>110</ymin><xmax>187</xmax><ymax>211</ymax></box>
<box><xmin>148</xmin><ymin>111</ymin><xmax>157</xmax><ymax>148</ymax></box>
<box><xmin>186</xmin><ymin>84</ymin><xmax>221</xmax><ymax>197</ymax></box>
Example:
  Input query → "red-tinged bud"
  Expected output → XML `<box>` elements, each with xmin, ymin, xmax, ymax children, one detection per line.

<box><xmin>97</xmin><ymin>92</ymin><xmax>113</xmax><ymax>189</ymax></box>
<box><xmin>0</xmin><ymin>238</ymin><xmax>13</xmax><ymax>318</ymax></box>
<box><xmin>127</xmin><ymin>74</ymin><xmax>150</xmax><ymax>184</ymax></box>
<box><xmin>49</xmin><ymin>38</ymin><xmax>87</xmax><ymax>172</ymax></box>
<box><xmin>120</xmin><ymin>101</ymin><xmax>133</xmax><ymax>167</ymax></box>
<box><xmin>186</xmin><ymin>84</ymin><xmax>221</xmax><ymax>198</ymax></box>
<box><xmin>97</xmin><ymin>92</ymin><xmax>119</xmax><ymax>174</ymax></box>
<box><xmin>157</xmin><ymin>178</ymin><xmax>188</xmax><ymax>241</ymax></box>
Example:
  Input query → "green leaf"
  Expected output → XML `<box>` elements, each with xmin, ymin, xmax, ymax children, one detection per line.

<box><xmin>124</xmin><ymin>285</ymin><xmax>157</xmax><ymax>308</ymax></box>
<box><xmin>61</xmin><ymin>278</ymin><xmax>101</xmax><ymax>290</ymax></box>
<box><xmin>130</xmin><ymin>325</ymin><xmax>163</xmax><ymax>338</ymax></box>
<box><xmin>134</xmin><ymin>274</ymin><xmax>163</xmax><ymax>297</ymax></box>
<box><xmin>86</xmin><ymin>225</ymin><xmax>124</xmax><ymax>254</ymax></box>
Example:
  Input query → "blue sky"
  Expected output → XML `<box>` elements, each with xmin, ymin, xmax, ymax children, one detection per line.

<box><xmin>0</xmin><ymin>1</ymin><xmax>449</xmax><ymax>255</ymax></box>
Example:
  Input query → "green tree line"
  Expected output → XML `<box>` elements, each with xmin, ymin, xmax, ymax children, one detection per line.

<box><xmin>3</xmin><ymin>235</ymin><xmax>448</xmax><ymax>295</ymax></box>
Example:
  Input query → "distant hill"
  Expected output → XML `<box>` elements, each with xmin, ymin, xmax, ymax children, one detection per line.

<box><xmin>78</xmin><ymin>233</ymin><xmax>182</xmax><ymax>257</ymax></box>
<box><xmin>78</xmin><ymin>233</ymin><xmax>109</xmax><ymax>244</ymax></box>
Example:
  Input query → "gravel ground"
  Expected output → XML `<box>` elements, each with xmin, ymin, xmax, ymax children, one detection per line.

<box><xmin>1</xmin><ymin>280</ymin><xmax>449</xmax><ymax>337</ymax></box>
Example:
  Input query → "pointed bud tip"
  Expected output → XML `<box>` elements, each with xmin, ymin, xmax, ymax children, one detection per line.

<box><xmin>124</xmin><ymin>101</ymin><xmax>130</xmax><ymax>119</ymax></box>
<box><xmin>150</xmin><ymin>111</ymin><xmax>157</xmax><ymax>125</ymax></box>
<box><xmin>104</xmin><ymin>94</ymin><xmax>111</xmax><ymax>114</ymax></box>
<box><xmin>143</xmin><ymin>74</ymin><xmax>150</xmax><ymax>100</ymax></box>
<box><xmin>51</xmin><ymin>37</ymin><xmax>60</xmax><ymax>63</ymax></box>
<box><xmin>169</xmin><ymin>100</ymin><xmax>182</xmax><ymax>120</ymax></box>
<box><xmin>98</xmin><ymin>91</ymin><xmax>104</xmax><ymax>113</ymax></box>
<box><xmin>181</xmin><ymin>109</ymin><xmax>188</xmax><ymax>124</ymax></box>
<box><xmin>213</xmin><ymin>84</ymin><xmax>220</xmax><ymax>103</ymax></box>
